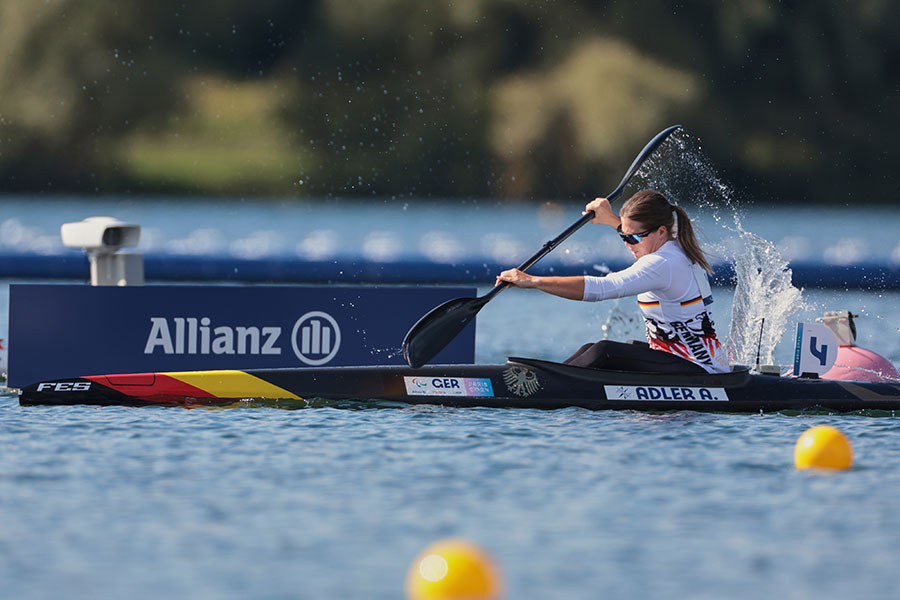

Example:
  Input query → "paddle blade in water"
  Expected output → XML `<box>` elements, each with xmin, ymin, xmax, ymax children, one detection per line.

<box><xmin>402</xmin><ymin>296</ymin><xmax>486</xmax><ymax>368</ymax></box>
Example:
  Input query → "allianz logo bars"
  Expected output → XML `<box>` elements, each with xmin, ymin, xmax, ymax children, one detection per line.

<box><xmin>7</xmin><ymin>285</ymin><xmax>476</xmax><ymax>387</ymax></box>
<box><xmin>291</xmin><ymin>311</ymin><xmax>341</xmax><ymax>366</ymax></box>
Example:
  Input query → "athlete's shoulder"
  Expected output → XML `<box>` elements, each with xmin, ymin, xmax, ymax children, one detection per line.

<box><xmin>655</xmin><ymin>240</ymin><xmax>693</xmax><ymax>265</ymax></box>
<box><xmin>633</xmin><ymin>251</ymin><xmax>666</xmax><ymax>272</ymax></box>
<box><xmin>639</xmin><ymin>241</ymin><xmax>683</xmax><ymax>265</ymax></box>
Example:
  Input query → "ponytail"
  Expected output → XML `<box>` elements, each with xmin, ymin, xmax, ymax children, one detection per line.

<box><xmin>620</xmin><ymin>190</ymin><xmax>712</xmax><ymax>273</ymax></box>
<box><xmin>672</xmin><ymin>205</ymin><xmax>712</xmax><ymax>273</ymax></box>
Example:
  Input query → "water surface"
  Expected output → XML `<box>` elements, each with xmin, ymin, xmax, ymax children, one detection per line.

<box><xmin>2</xmin><ymin>284</ymin><xmax>900</xmax><ymax>599</ymax></box>
<box><xmin>2</xmin><ymin>192</ymin><xmax>900</xmax><ymax>598</ymax></box>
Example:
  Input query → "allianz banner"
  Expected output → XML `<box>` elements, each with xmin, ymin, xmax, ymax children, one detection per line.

<box><xmin>7</xmin><ymin>284</ymin><xmax>476</xmax><ymax>387</ymax></box>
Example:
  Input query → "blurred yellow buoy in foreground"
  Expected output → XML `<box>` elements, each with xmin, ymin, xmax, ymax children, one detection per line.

<box><xmin>406</xmin><ymin>538</ymin><xmax>503</xmax><ymax>600</ymax></box>
<box><xmin>794</xmin><ymin>425</ymin><xmax>853</xmax><ymax>470</ymax></box>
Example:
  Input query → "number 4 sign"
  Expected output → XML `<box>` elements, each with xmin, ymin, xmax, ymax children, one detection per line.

<box><xmin>793</xmin><ymin>322</ymin><xmax>838</xmax><ymax>377</ymax></box>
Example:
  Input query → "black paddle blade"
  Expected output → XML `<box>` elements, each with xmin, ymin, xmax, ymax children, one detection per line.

<box><xmin>402</xmin><ymin>295</ymin><xmax>487</xmax><ymax>368</ymax></box>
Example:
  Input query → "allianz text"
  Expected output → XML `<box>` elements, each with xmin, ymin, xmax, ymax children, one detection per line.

<box><xmin>144</xmin><ymin>317</ymin><xmax>282</xmax><ymax>355</ymax></box>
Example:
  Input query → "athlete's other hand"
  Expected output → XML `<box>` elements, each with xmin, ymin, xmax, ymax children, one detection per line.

<box><xmin>496</xmin><ymin>268</ymin><xmax>539</xmax><ymax>289</ymax></box>
<box><xmin>584</xmin><ymin>197</ymin><xmax>620</xmax><ymax>227</ymax></box>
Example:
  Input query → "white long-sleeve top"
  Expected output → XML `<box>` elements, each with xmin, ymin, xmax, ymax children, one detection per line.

<box><xmin>583</xmin><ymin>240</ymin><xmax>729</xmax><ymax>373</ymax></box>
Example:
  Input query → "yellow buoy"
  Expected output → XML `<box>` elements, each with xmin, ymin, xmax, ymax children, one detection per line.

<box><xmin>405</xmin><ymin>538</ymin><xmax>503</xmax><ymax>600</ymax></box>
<box><xmin>794</xmin><ymin>425</ymin><xmax>853</xmax><ymax>470</ymax></box>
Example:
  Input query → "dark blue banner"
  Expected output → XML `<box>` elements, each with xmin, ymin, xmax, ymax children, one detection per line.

<box><xmin>8</xmin><ymin>284</ymin><xmax>475</xmax><ymax>387</ymax></box>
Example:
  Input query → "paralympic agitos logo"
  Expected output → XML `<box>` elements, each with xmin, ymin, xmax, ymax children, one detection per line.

<box><xmin>143</xmin><ymin>311</ymin><xmax>341</xmax><ymax>365</ymax></box>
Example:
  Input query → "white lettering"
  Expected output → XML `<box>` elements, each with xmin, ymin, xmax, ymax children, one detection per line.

<box><xmin>145</xmin><ymin>318</ymin><xmax>283</xmax><ymax>356</ymax></box>
<box><xmin>236</xmin><ymin>327</ymin><xmax>260</xmax><ymax>354</ymax></box>
<box><xmin>174</xmin><ymin>317</ymin><xmax>185</xmax><ymax>353</ymax></box>
<box><xmin>212</xmin><ymin>326</ymin><xmax>234</xmax><ymax>355</ymax></box>
<box><xmin>36</xmin><ymin>382</ymin><xmax>91</xmax><ymax>392</ymax></box>
<box><xmin>200</xmin><ymin>317</ymin><xmax>211</xmax><ymax>354</ymax></box>
<box><xmin>145</xmin><ymin>317</ymin><xmax>175</xmax><ymax>354</ymax></box>
<box><xmin>187</xmin><ymin>317</ymin><xmax>198</xmax><ymax>354</ymax></box>
<box><xmin>261</xmin><ymin>327</ymin><xmax>282</xmax><ymax>355</ymax></box>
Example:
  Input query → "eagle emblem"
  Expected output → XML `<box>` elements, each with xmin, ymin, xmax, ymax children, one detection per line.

<box><xmin>612</xmin><ymin>386</ymin><xmax>631</xmax><ymax>399</ymax></box>
<box><xmin>502</xmin><ymin>366</ymin><xmax>541</xmax><ymax>397</ymax></box>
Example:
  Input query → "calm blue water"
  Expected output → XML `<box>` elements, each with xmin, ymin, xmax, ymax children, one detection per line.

<box><xmin>2</xmin><ymin>196</ymin><xmax>900</xmax><ymax>599</ymax></box>
<box><xmin>4</xmin><ymin>395</ymin><xmax>900</xmax><ymax>599</ymax></box>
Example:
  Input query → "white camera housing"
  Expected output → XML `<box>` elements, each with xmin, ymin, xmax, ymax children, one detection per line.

<box><xmin>61</xmin><ymin>216</ymin><xmax>141</xmax><ymax>251</ymax></box>
<box><xmin>60</xmin><ymin>216</ymin><xmax>144</xmax><ymax>286</ymax></box>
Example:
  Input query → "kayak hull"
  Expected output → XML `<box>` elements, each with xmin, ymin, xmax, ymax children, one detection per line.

<box><xmin>17</xmin><ymin>357</ymin><xmax>900</xmax><ymax>413</ymax></box>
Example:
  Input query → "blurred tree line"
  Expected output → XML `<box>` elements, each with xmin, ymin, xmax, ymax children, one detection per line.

<box><xmin>0</xmin><ymin>0</ymin><xmax>897</xmax><ymax>202</ymax></box>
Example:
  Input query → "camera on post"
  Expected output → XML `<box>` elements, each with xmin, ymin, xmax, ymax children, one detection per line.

<box><xmin>60</xmin><ymin>216</ymin><xmax>140</xmax><ymax>251</ymax></box>
<box><xmin>60</xmin><ymin>216</ymin><xmax>144</xmax><ymax>286</ymax></box>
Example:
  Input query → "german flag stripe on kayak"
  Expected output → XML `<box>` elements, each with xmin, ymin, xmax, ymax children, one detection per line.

<box><xmin>85</xmin><ymin>371</ymin><xmax>301</xmax><ymax>400</ymax></box>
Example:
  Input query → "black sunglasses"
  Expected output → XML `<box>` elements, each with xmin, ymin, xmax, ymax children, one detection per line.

<box><xmin>617</xmin><ymin>224</ymin><xmax>659</xmax><ymax>245</ymax></box>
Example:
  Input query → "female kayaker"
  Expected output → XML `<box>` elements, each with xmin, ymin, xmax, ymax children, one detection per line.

<box><xmin>496</xmin><ymin>189</ymin><xmax>729</xmax><ymax>374</ymax></box>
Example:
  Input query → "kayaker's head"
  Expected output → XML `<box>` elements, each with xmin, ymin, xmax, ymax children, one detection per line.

<box><xmin>620</xmin><ymin>190</ymin><xmax>711</xmax><ymax>272</ymax></box>
<box><xmin>618</xmin><ymin>190</ymin><xmax>673</xmax><ymax>259</ymax></box>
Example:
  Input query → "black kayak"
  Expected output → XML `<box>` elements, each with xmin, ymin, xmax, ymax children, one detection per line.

<box><xmin>17</xmin><ymin>356</ymin><xmax>900</xmax><ymax>413</ymax></box>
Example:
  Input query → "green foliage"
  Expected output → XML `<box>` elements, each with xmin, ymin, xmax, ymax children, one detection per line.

<box><xmin>0</xmin><ymin>0</ymin><xmax>897</xmax><ymax>201</ymax></box>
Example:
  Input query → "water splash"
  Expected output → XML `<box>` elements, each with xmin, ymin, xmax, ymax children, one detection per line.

<box><xmin>633</xmin><ymin>129</ymin><xmax>805</xmax><ymax>365</ymax></box>
<box><xmin>726</xmin><ymin>231</ymin><xmax>803</xmax><ymax>365</ymax></box>
<box><xmin>598</xmin><ymin>300</ymin><xmax>645</xmax><ymax>342</ymax></box>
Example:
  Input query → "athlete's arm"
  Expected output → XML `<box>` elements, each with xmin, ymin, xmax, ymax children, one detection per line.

<box><xmin>583</xmin><ymin>254</ymin><xmax>671</xmax><ymax>301</ymax></box>
<box><xmin>495</xmin><ymin>269</ymin><xmax>585</xmax><ymax>301</ymax></box>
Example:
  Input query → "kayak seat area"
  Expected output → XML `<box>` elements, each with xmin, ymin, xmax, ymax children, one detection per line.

<box><xmin>561</xmin><ymin>339</ymin><xmax>708</xmax><ymax>374</ymax></box>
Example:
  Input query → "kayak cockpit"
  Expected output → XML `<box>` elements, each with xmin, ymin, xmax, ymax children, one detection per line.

<box><xmin>506</xmin><ymin>356</ymin><xmax>752</xmax><ymax>387</ymax></box>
